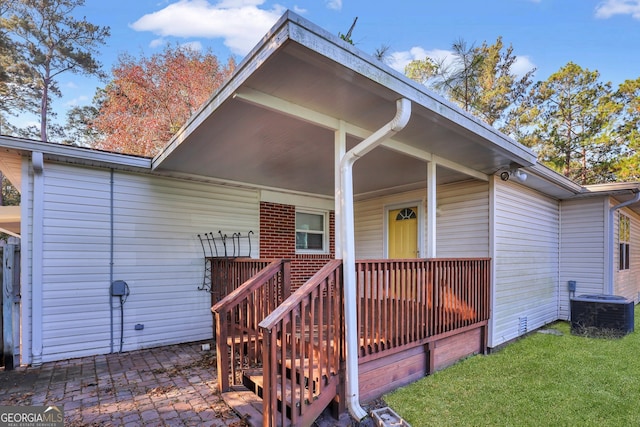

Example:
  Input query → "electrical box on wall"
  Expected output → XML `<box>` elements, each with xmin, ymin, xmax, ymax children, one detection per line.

<box><xmin>568</xmin><ymin>281</ymin><xmax>576</xmax><ymax>292</ymax></box>
<box><xmin>111</xmin><ymin>280</ymin><xmax>127</xmax><ymax>296</ymax></box>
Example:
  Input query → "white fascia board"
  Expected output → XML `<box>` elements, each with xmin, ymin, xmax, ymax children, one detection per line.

<box><xmin>528</xmin><ymin>163</ymin><xmax>583</xmax><ymax>194</ymax></box>
<box><xmin>583</xmin><ymin>182</ymin><xmax>640</xmax><ymax>195</ymax></box>
<box><xmin>0</xmin><ymin>136</ymin><xmax>151</xmax><ymax>170</ymax></box>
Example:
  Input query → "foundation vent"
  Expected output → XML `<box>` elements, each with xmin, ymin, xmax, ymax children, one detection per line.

<box><xmin>518</xmin><ymin>317</ymin><xmax>528</xmax><ymax>335</ymax></box>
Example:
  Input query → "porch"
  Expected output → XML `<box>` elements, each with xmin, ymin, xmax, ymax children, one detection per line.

<box><xmin>210</xmin><ymin>256</ymin><xmax>490</xmax><ymax>426</ymax></box>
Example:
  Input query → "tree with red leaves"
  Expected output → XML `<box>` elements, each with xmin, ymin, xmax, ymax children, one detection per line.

<box><xmin>92</xmin><ymin>45</ymin><xmax>235</xmax><ymax>157</ymax></box>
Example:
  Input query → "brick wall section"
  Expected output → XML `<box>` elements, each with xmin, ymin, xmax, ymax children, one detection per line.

<box><xmin>260</xmin><ymin>202</ymin><xmax>335</xmax><ymax>289</ymax></box>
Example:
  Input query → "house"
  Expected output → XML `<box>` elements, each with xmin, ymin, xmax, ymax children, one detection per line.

<box><xmin>0</xmin><ymin>10</ymin><xmax>638</xmax><ymax>425</ymax></box>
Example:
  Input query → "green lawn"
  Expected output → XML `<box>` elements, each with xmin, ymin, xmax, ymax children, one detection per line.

<box><xmin>385</xmin><ymin>307</ymin><xmax>640</xmax><ymax>427</ymax></box>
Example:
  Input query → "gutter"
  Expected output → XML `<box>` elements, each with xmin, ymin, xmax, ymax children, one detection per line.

<box><xmin>339</xmin><ymin>98</ymin><xmax>411</xmax><ymax>420</ymax></box>
<box><xmin>31</xmin><ymin>152</ymin><xmax>44</xmax><ymax>366</ymax></box>
<box><xmin>607</xmin><ymin>190</ymin><xmax>640</xmax><ymax>294</ymax></box>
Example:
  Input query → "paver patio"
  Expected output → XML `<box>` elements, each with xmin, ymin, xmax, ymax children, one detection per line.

<box><xmin>0</xmin><ymin>341</ymin><xmax>246</xmax><ymax>426</ymax></box>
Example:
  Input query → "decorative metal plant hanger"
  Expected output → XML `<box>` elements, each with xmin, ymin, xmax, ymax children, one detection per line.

<box><xmin>197</xmin><ymin>231</ymin><xmax>254</xmax><ymax>292</ymax></box>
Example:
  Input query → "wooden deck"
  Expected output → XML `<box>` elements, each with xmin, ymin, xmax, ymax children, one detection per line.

<box><xmin>211</xmin><ymin>257</ymin><xmax>491</xmax><ymax>426</ymax></box>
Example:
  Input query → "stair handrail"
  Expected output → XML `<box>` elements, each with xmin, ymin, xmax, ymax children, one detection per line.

<box><xmin>212</xmin><ymin>259</ymin><xmax>291</xmax><ymax>392</ymax></box>
<box><xmin>259</xmin><ymin>259</ymin><xmax>344</xmax><ymax>426</ymax></box>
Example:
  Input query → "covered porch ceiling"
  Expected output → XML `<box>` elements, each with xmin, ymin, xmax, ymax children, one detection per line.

<box><xmin>153</xmin><ymin>12</ymin><xmax>539</xmax><ymax>200</ymax></box>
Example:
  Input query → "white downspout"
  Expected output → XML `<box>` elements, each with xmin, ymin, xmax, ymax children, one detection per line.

<box><xmin>340</xmin><ymin>98</ymin><xmax>411</xmax><ymax>420</ymax></box>
<box><xmin>31</xmin><ymin>152</ymin><xmax>44</xmax><ymax>366</ymax></box>
<box><xmin>607</xmin><ymin>190</ymin><xmax>640</xmax><ymax>295</ymax></box>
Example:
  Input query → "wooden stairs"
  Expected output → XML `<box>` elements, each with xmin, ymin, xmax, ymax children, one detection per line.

<box><xmin>221</xmin><ymin>356</ymin><xmax>340</xmax><ymax>427</ymax></box>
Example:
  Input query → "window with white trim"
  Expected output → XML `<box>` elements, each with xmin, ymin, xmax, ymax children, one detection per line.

<box><xmin>619</xmin><ymin>213</ymin><xmax>631</xmax><ymax>271</ymax></box>
<box><xmin>296</xmin><ymin>210</ymin><xmax>327</xmax><ymax>253</ymax></box>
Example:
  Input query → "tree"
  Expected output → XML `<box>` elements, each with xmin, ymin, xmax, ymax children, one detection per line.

<box><xmin>92</xmin><ymin>45</ymin><xmax>235</xmax><ymax>157</ymax></box>
<box><xmin>1</xmin><ymin>173</ymin><xmax>20</xmax><ymax>206</ymax></box>
<box><xmin>519</xmin><ymin>62</ymin><xmax>619</xmax><ymax>184</ymax></box>
<box><xmin>64</xmin><ymin>100</ymin><xmax>101</xmax><ymax>147</ymax></box>
<box><xmin>5</xmin><ymin>0</ymin><xmax>109</xmax><ymax>142</ymax></box>
<box><xmin>405</xmin><ymin>37</ymin><xmax>534</xmax><ymax>131</ymax></box>
<box><xmin>475</xmin><ymin>37</ymin><xmax>535</xmax><ymax>129</ymax></box>
<box><xmin>613</xmin><ymin>78</ymin><xmax>640</xmax><ymax>181</ymax></box>
<box><xmin>405</xmin><ymin>55</ymin><xmax>439</xmax><ymax>86</ymax></box>
<box><xmin>0</xmin><ymin>0</ymin><xmax>39</xmax><ymax>129</ymax></box>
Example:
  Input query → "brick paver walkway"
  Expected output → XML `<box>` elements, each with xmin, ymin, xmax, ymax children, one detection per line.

<box><xmin>0</xmin><ymin>341</ymin><xmax>246</xmax><ymax>426</ymax></box>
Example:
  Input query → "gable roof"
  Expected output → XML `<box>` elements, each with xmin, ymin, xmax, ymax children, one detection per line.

<box><xmin>151</xmin><ymin>11</ymin><xmax>538</xmax><ymax>198</ymax></box>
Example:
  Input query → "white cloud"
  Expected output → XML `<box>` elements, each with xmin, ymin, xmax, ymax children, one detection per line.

<box><xmin>387</xmin><ymin>47</ymin><xmax>453</xmax><ymax>74</ymax></box>
<box><xmin>595</xmin><ymin>0</ymin><xmax>640</xmax><ymax>19</ymax></box>
<box><xmin>511</xmin><ymin>55</ymin><xmax>537</xmax><ymax>79</ymax></box>
<box><xmin>387</xmin><ymin>46</ymin><xmax>536</xmax><ymax>79</ymax></box>
<box><xmin>131</xmin><ymin>0</ymin><xmax>286</xmax><ymax>56</ymax></box>
<box><xmin>149</xmin><ymin>38</ymin><xmax>166</xmax><ymax>48</ymax></box>
<box><xmin>65</xmin><ymin>95</ymin><xmax>90</xmax><ymax>107</ymax></box>
<box><xmin>292</xmin><ymin>5</ymin><xmax>307</xmax><ymax>14</ymax></box>
<box><xmin>181</xmin><ymin>41</ymin><xmax>203</xmax><ymax>51</ymax></box>
<box><xmin>325</xmin><ymin>0</ymin><xmax>342</xmax><ymax>11</ymax></box>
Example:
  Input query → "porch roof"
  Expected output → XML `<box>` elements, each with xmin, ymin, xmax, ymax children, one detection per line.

<box><xmin>152</xmin><ymin>11</ymin><xmax>539</xmax><ymax>199</ymax></box>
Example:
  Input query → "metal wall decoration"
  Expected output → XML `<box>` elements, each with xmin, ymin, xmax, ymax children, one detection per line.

<box><xmin>197</xmin><ymin>231</ymin><xmax>254</xmax><ymax>292</ymax></box>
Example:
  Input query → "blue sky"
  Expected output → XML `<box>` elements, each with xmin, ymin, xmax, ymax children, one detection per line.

<box><xmin>23</xmin><ymin>0</ymin><xmax>640</xmax><ymax>129</ymax></box>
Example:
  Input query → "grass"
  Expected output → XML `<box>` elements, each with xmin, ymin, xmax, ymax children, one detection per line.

<box><xmin>384</xmin><ymin>307</ymin><xmax>640</xmax><ymax>427</ymax></box>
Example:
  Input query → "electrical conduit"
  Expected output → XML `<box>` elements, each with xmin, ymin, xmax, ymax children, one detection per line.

<box><xmin>339</xmin><ymin>98</ymin><xmax>411</xmax><ymax>420</ymax></box>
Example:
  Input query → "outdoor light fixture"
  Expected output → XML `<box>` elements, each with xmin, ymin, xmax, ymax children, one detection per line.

<box><xmin>498</xmin><ymin>167</ymin><xmax>528</xmax><ymax>182</ymax></box>
<box><xmin>513</xmin><ymin>169</ymin><xmax>528</xmax><ymax>182</ymax></box>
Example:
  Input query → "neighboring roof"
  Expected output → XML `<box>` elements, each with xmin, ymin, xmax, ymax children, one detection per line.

<box><xmin>0</xmin><ymin>136</ymin><xmax>151</xmax><ymax>172</ymax></box>
<box><xmin>582</xmin><ymin>182</ymin><xmax>640</xmax><ymax>216</ymax></box>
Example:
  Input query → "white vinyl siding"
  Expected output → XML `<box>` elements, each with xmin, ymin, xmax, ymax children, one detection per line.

<box><xmin>355</xmin><ymin>189</ymin><xmax>425</xmax><ymax>259</ymax></box>
<box><xmin>491</xmin><ymin>180</ymin><xmax>559</xmax><ymax>348</ymax></box>
<box><xmin>437</xmin><ymin>180</ymin><xmax>490</xmax><ymax>258</ymax></box>
<box><xmin>558</xmin><ymin>198</ymin><xmax>606</xmax><ymax>319</ymax></box>
<box><xmin>38</xmin><ymin>162</ymin><xmax>259</xmax><ymax>362</ymax></box>
<box><xmin>354</xmin><ymin>181</ymin><xmax>489</xmax><ymax>259</ymax></box>
<box><xmin>614</xmin><ymin>204</ymin><xmax>640</xmax><ymax>302</ymax></box>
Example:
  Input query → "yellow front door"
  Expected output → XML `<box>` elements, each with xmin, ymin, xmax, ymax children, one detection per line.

<box><xmin>388</xmin><ymin>207</ymin><xmax>418</xmax><ymax>258</ymax></box>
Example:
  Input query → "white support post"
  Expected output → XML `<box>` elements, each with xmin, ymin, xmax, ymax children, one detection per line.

<box><xmin>426</xmin><ymin>161</ymin><xmax>437</xmax><ymax>258</ymax></box>
<box><xmin>335</xmin><ymin>121</ymin><xmax>346</xmax><ymax>253</ymax></box>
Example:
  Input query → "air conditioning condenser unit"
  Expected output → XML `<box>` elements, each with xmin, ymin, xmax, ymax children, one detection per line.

<box><xmin>570</xmin><ymin>294</ymin><xmax>634</xmax><ymax>338</ymax></box>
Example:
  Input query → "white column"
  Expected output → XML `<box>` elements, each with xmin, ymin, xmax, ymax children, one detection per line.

<box><xmin>426</xmin><ymin>160</ymin><xmax>437</xmax><ymax>258</ymax></box>
<box><xmin>334</xmin><ymin>121</ymin><xmax>346</xmax><ymax>253</ymax></box>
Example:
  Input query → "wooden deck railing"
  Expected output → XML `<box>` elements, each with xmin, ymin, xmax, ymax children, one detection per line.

<box><xmin>213</xmin><ymin>257</ymin><xmax>490</xmax><ymax>425</ymax></box>
<box><xmin>356</xmin><ymin>258</ymin><xmax>490</xmax><ymax>359</ymax></box>
<box><xmin>211</xmin><ymin>259</ymin><xmax>291</xmax><ymax>392</ymax></box>
<box><xmin>259</xmin><ymin>260</ymin><xmax>344</xmax><ymax>427</ymax></box>
<box><xmin>208</xmin><ymin>257</ymin><xmax>279</xmax><ymax>304</ymax></box>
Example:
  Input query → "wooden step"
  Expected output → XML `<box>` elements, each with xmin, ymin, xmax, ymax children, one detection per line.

<box><xmin>221</xmin><ymin>385</ymin><xmax>265</xmax><ymax>427</ymax></box>
<box><xmin>243</xmin><ymin>368</ymin><xmax>323</xmax><ymax>419</ymax></box>
<box><xmin>221</xmin><ymin>385</ymin><xmax>290</xmax><ymax>427</ymax></box>
<box><xmin>240</xmin><ymin>366</ymin><xmax>340</xmax><ymax>426</ymax></box>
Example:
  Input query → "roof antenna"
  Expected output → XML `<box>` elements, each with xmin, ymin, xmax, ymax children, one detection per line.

<box><xmin>339</xmin><ymin>17</ymin><xmax>358</xmax><ymax>45</ymax></box>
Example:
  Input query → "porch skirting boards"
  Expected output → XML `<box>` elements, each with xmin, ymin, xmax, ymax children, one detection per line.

<box><xmin>357</xmin><ymin>321</ymin><xmax>488</xmax><ymax>402</ymax></box>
